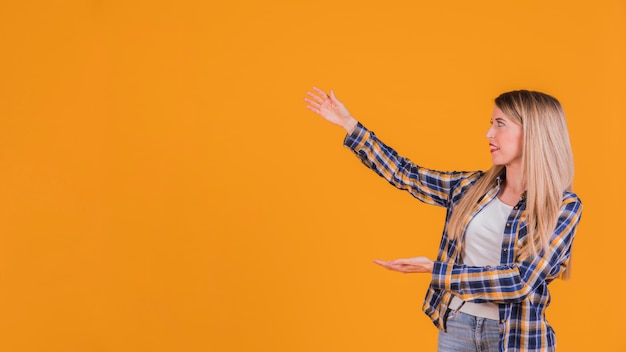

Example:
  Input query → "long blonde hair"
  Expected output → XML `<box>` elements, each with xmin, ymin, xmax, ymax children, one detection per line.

<box><xmin>447</xmin><ymin>90</ymin><xmax>575</xmax><ymax>279</ymax></box>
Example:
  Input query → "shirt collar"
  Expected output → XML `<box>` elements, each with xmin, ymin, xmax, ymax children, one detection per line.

<box><xmin>495</xmin><ymin>172</ymin><xmax>527</xmax><ymax>199</ymax></box>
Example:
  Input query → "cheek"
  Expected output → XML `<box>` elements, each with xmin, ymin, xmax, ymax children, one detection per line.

<box><xmin>515</xmin><ymin>133</ymin><xmax>524</xmax><ymax>154</ymax></box>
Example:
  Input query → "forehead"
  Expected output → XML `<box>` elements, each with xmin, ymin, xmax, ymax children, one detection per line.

<box><xmin>491</xmin><ymin>106</ymin><xmax>514</xmax><ymax>121</ymax></box>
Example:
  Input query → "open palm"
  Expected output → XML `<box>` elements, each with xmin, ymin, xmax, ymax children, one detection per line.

<box><xmin>373</xmin><ymin>256</ymin><xmax>434</xmax><ymax>273</ymax></box>
<box><xmin>304</xmin><ymin>87</ymin><xmax>356</xmax><ymax>132</ymax></box>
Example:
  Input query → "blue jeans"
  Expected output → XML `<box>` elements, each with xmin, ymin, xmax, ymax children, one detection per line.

<box><xmin>437</xmin><ymin>310</ymin><xmax>501</xmax><ymax>352</ymax></box>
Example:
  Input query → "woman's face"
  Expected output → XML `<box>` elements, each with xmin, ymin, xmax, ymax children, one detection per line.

<box><xmin>486</xmin><ymin>106</ymin><xmax>524</xmax><ymax>169</ymax></box>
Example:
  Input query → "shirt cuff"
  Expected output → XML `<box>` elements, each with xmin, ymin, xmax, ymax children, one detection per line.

<box><xmin>431</xmin><ymin>261</ymin><xmax>453</xmax><ymax>291</ymax></box>
<box><xmin>343</xmin><ymin>122</ymin><xmax>368</xmax><ymax>150</ymax></box>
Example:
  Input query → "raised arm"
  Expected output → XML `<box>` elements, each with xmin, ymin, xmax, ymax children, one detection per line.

<box><xmin>304</xmin><ymin>87</ymin><xmax>481</xmax><ymax>207</ymax></box>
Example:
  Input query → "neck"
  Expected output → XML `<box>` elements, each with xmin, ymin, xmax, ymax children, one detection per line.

<box><xmin>503</xmin><ymin>165</ymin><xmax>524</xmax><ymax>194</ymax></box>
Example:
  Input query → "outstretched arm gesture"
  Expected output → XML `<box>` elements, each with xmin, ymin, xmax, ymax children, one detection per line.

<box><xmin>306</xmin><ymin>87</ymin><xmax>436</xmax><ymax>275</ymax></box>
<box><xmin>304</xmin><ymin>87</ymin><xmax>358</xmax><ymax>134</ymax></box>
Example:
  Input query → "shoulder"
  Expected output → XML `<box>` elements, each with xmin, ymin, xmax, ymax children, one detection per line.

<box><xmin>454</xmin><ymin>169</ymin><xmax>489</xmax><ymax>191</ymax></box>
<box><xmin>440</xmin><ymin>170</ymin><xmax>485</xmax><ymax>191</ymax></box>
<box><xmin>562</xmin><ymin>191</ymin><xmax>582</xmax><ymax>206</ymax></box>
<box><xmin>559</xmin><ymin>191</ymin><xmax>583</xmax><ymax>218</ymax></box>
<box><xmin>449</xmin><ymin>170</ymin><xmax>487</xmax><ymax>201</ymax></box>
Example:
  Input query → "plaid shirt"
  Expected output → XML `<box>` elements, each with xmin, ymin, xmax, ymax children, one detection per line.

<box><xmin>344</xmin><ymin>123</ymin><xmax>582</xmax><ymax>352</ymax></box>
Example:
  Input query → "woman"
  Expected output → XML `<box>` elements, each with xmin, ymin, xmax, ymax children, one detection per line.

<box><xmin>303</xmin><ymin>87</ymin><xmax>582</xmax><ymax>352</ymax></box>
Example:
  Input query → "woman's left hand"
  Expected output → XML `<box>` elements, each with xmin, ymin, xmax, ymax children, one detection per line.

<box><xmin>373</xmin><ymin>256</ymin><xmax>434</xmax><ymax>273</ymax></box>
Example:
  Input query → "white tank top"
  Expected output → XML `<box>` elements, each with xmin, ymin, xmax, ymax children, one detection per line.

<box><xmin>449</xmin><ymin>196</ymin><xmax>513</xmax><ymax>320</ymax></box>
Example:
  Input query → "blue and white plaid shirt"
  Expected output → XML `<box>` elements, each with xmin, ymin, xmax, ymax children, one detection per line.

<box><xmin>344</xmin><ymin>123</ymin><xmax>582</xmax><ymax>352</ymax></box>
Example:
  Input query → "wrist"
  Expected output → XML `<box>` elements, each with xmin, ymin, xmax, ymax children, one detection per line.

<box><xmin>343</xmin><ymin>117</ymin><xmax>358</xmax><ymax>135</ymax></box>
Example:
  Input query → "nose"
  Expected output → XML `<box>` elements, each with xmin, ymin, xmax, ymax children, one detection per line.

<box><xmin>485</xmin><ymin>125</ymin><xmax>494</xmax><ymax>139</ymax></box>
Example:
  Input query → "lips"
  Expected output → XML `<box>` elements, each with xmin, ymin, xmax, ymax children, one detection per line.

<box><xmin>490</xmin><ymin>144</ymin><xmax>499</xmax><ymax>153</ymax></box>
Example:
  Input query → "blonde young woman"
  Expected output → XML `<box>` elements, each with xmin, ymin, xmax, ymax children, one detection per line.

<box><xmin>304</xmin><ymin>87</ymin><xmax>582</xmax><ymax>352</ymax></box>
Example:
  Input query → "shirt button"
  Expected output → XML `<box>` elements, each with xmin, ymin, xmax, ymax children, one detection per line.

<box><xmin>503</xmin><ymin>248</ymin><xmax>508</xmax><ymax>252</ymax></box>
<box><xmin>506</xmin><ymin>223</ymin><xmax>510</xmax><ymax>227</ymax></box>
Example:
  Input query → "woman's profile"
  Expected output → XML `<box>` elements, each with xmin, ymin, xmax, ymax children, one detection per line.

<box><xmin>304</xmin><ymin>87</ymin><xmax>582</xmax><ymax>352</ymax></box>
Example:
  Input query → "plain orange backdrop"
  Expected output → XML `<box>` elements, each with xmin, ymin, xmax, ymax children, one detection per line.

<box><xmin>0</xmin><ymin>1</ymin><xmax>625</xmax><ymax>351</ymax></box>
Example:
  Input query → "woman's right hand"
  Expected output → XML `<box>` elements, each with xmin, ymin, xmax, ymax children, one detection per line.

<box><xmin>304</xmin><ymin>87</ymin><xmax>358</xmax><ymax>134</ymax></box>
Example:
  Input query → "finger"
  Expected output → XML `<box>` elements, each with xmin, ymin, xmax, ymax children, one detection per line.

<box><xmin>306</xmin><ymin>91</ymin><xmax>325</xmax><ymax>104</ymax></box>
<box><xmin>373</xmin><ymin>260</ymin><xmax>388</xmax><ymax>268</ymax></box>
<box><xmin>304</xmin><ymin>97</ymin><xmax>321</xmax><ymax>108</ymax></box>
<box><xmin>373</xmin><ymin>260</ymin><xmax>393</xmax><ymax>269</ymax></box>
<box><xmin>373</xmin><ymin>259</ymin><xmax>395</xmax><ymax>266</ymax></box>
<box><xmin>374</xmin><ymin>261</ymin><xmax>406</xmax><ymax>273</ymax></box>
<box><xmin>305</xmin><ymin>104</ymin><xmax>321</xmax><ymax>114</ymax></box>
<box><xmin>313</xmin><ymin>86</ymin><xmax>330</xmax><ymax>99</ymax></box>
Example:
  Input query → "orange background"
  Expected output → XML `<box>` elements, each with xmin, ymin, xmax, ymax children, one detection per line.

<box><xmin>0</xmin><ymin>1</ymin><xmax>624</xmax><ymax>351</ymax></box>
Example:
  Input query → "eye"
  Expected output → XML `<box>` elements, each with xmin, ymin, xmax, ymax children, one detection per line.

<box><xmin>490</xmin><ymin>119</ymin><xmax>505</xmax><ymax>127</ymax></box>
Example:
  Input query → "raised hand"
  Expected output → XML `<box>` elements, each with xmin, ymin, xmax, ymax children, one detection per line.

<box><xmin>373</xmin><ymin>256</ymin><xmax>434</xmax><ymax>274</ymax></box>
<box><xmin>304</xmin><ymin>87</ymin><xmax>357</xmax><ymax>134</ymax></box>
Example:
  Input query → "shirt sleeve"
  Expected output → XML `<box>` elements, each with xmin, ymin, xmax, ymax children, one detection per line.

<box><xmin>344</xmin><ymin>122</ymin><xmax>479</xmax><ymax>208</ymax></box>
<box><xmin>430</xmin><ymin>194</ymin><xmax>582</xmax><ymax>303</ymax></box>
